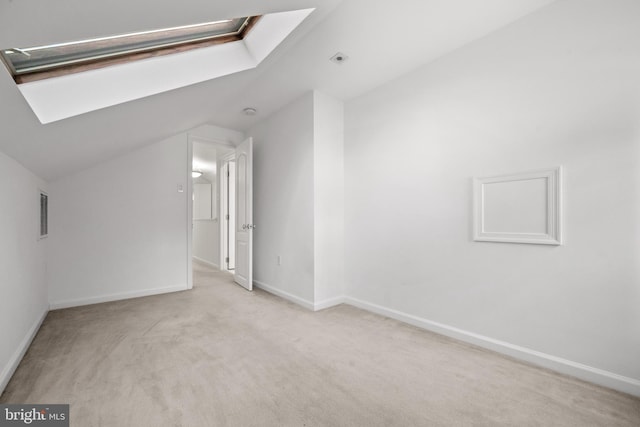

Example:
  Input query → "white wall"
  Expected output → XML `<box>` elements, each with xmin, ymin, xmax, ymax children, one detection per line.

<box><xmin>48</xmin><ymin>134</ymin><xmax>189</xmax><ymax>308</ymax></box>
<box><xmin>313</xmin><ymin>91</ymin><xmax>345</xmax><ymax>305</ymax></box>
<box><xmin>344</xmin><ymin>0</ymin><xmax>640</xmax><ymax>392</ymax></box>
<box><xmin>250</xmin><ymin>92</ymin><xmax>316</xmax><ymax>303</ymax></box>
<box><xmin>0</xmin><ymin>151</ymin><xmax>48</xmax><ymax>394</ymax></box>
<box><xmin>193</xmin><ymin>220</ymin><xmax>219</xmax><ymax>268</ymax></box>
<box><xmin>189</xmin><ymin>124</ymin><xmax>245</xmax><ymax>146</ymax></box>
<box><xmin>249</xmin><ymin>91</ymin><xmax>345</xmax><ymax>308</ymax></box>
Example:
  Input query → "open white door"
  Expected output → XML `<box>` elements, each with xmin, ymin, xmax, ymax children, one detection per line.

<box><xmin>234</xmin><ymin>138</ymin><xmax>253</xmax><ymax>290</ymax></box>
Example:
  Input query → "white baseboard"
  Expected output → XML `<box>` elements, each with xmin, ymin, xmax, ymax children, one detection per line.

<box><xmin>314</xmin><ymin>296</ymin><xmax>346</xmax><ymax>311</ymax></box>
<box><xmin>49</xmin><ymin>284</ymin><xmax>188</xmax><ymax>310</ymax></box>
<box><xmin>253</xmin><ymin>280</ymin><xmax>315</xmax><ymax>311</ymax></box>
<box><xmin>193</xmin><ymin>256</ymin><xmax>220</xmax><ymax>270</ymax></box>
<box><xmin>344</xmin><ymin>296</ymin><xmax>640</xmax><ymax>397</ymax></box>
<box><xmin>0</xmin><ymin>308</ymin><xmax>48</xmax><ymax>396</ymax></box>
<box><xmin>252</xmin><ymin>281</ymin><xmax>345</xmax><ymax>312</ymax></box>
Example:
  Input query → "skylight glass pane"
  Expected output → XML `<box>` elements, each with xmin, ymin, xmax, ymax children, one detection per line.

<box><xmin>2</xmin><ymin>17</ymin><xmax>251</xmax><ymax>75</ymax></box>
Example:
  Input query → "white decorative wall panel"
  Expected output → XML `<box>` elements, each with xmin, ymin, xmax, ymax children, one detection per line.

<box><xmin>474</xmin><ymin>167</ymin><xmax>562</xmax><ymax>245</ymax></box>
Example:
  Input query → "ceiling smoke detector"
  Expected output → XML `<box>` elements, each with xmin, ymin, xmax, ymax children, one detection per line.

<box><xmin>243</xmin><ymin>107</ymin><xmax>257</xmax><ymax>116</ymax></box>
<box><xmin>330</xmin><ymin>52</ymin><xmax>348</xmax><ymax>64</ymax></box>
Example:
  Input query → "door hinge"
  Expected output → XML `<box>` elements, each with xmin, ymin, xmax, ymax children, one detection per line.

<box><xmin>226</xmin><ymin>214</ymin><xmax>230</xmax><ymax>220</ymax></box>
<box><xmin>225</xmin><ymin>257</ymin><xmax>229</xmax><ymax>263</ymax></box>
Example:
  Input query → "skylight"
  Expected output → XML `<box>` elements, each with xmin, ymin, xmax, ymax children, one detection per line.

<box><xmin>1</xmin><ymin>16</ymin><xmax>261</xmax><ymax>84</ymax></box>
<box><xmin>9</xmin><ymin>8</ymin><xmax>314</xmax><ymax>124</ymax></box>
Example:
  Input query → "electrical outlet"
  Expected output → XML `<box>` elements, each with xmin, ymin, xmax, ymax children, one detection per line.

<box><xmin>277</xmin><ymin>255</ymin><xmax>282</xmax><ymax>266</ymax></box>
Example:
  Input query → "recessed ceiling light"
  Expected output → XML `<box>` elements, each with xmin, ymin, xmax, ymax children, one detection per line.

<box><xmin>192</xmin><ymin>170</ymin><xmax>203</xmax><ymax>178</ymax></box>
<box><xmin>243</xmin><ymin>107</ymin><xmax>257</xmax><ymax>116</ymax></box>
<box><xmin>330</xmin><ymin>52</ymin><xmax>348</xmax><ymax>64</ymax></box>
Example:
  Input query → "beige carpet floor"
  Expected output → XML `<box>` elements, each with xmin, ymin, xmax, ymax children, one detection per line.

<box><xmin>2</xmin><ymin>261</ymin><xmax>639</xmax><ymax>426</ymax></box>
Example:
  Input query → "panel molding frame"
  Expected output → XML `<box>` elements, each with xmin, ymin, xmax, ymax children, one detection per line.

<box><xmin>473</xmin><ymin>166</ymin><xmax>562</xmax><ymax>245</ymax></box>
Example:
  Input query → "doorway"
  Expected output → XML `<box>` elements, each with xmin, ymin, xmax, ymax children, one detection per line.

<box><xmin>189</xmin><ymin>137</ymin><xmax>234</xmax><ymax>284</ymax></box>
<box><xmin>187</xmin><ymin>135</ymin><xmax>253</xmax><ymax>291</ymax></box>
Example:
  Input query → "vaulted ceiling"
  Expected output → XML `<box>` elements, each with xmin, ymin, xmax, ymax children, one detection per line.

<box><xmin>0</xmin><ymin>0</ymin><xmax>556</xmax><ymax>181</ymax></box>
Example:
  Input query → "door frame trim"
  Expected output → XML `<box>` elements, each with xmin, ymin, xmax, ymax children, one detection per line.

<box><xmin>187</xmin><ymin>138</ymin><xmax>193</xmax><ymax>289</ymax></box>
<box><xmin>219</xmin><ymin>151</ymin><xmax>236</xmax><ymax>272</ymax></box>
